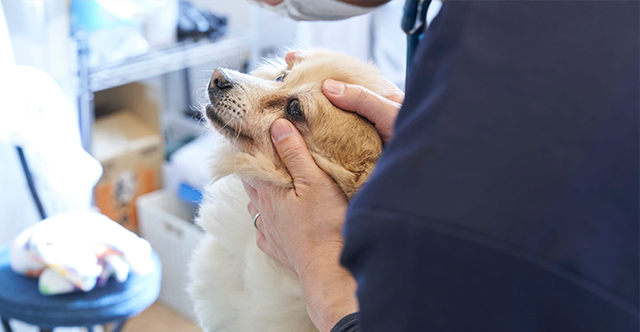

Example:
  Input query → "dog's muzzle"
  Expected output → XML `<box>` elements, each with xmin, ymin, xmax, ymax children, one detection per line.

<box><xmin>205</xmin><ymin>68</ymin><xmax>252</xmax><ymax>142</ymax></box>
<box><xmin>209</xmin><ymin>68</ymin><xmax>234</xmax><ymax>96</ymax></box>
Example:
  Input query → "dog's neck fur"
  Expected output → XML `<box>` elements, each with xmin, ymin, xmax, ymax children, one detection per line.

<box><xmin>211</xmin><ymin>141</ymin><xmax>373</xmax><ymax>200</ymax></box>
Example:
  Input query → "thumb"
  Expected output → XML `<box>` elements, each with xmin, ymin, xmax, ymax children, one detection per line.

<box><xmin>271</xmin><ymin>119</ymin><xmax>325</xmax><ymax>188</ymax></box>
<box><xmin>323</xmin><ymin>79</ymin><xmax>400</xmax><ymax>130</ymax></box>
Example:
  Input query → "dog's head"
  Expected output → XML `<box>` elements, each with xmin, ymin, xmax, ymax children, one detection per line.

<box><xmin>204</xmin><ymin>50</ymin><xmax>393</xmax><ymax>198</ymax></box>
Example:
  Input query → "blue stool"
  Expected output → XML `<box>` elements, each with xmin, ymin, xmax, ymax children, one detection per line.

<box><xmin>0</xmin><ymin>247</ymin><xmax>161</xmax><ymax>332</ymax></box>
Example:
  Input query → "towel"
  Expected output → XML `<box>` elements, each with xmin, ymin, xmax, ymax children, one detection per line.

<box><xmin>10</xmin><ymin>212</ymin><xmax>155</xmax><ymax>295</ymax></box>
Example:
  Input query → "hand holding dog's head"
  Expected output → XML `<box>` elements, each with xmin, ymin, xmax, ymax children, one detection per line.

<box><xmin>205</xmin><ymin>50</ymin><xmax>394</xmax><ymax>198</ymax></box>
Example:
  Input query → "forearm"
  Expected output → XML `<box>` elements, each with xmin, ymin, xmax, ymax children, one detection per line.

<box><xmin>336</xmin><ymin>0</ymin><xmax>391</xmax><ymax>7</ymax></box>
<box><xmin>260</xmin><ymin>0</ymin><xmax>390</xmax><ymax>7</ymax></box>
<box><xmin>297</xmin><ymin>248</ymin><xmax>359</xmax><ymax>332</ymax></box>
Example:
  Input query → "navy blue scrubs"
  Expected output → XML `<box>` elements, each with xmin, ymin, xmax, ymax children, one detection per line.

<box><xmin>335</xmin><ymin>1</ymin><xmax>639</xmax><ymax>331</ymax></box>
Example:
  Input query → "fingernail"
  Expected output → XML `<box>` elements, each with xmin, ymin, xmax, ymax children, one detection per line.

<box><xmin>271</xmin><ymin>119</ymin><xmax>293</xmax><ymax>142</ymax></box>
<box><xmin>324</xmin><ymin>79</ymin><xmax>345</xmax><ymax>96</ymax></box>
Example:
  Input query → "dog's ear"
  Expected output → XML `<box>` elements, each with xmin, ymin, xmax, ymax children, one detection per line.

<box><xmin>250</xmin><ymin>56</ymin><xmax>288</xmax><ymax>81</ymax></box>
<box><xmin>312</xmin><ymin>153</ymin><xmax>358</xmax><ymax>199</ymax></box>
<box><xmin>311</xmin><ymin>152</ymin><xmax>377</xmax><ymax>200</ymax></box>
<box><xmin>285</xmin><ymin>51</ymin><xmax>303</xmax><ymax>68</ymax></box>
<box><xmin>284</xmin><ymin>49</ymin><xmax>316</xmax><ymax>68</ymax></box>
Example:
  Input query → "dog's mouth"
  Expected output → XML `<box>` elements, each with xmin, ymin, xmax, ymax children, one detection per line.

<box><xmin>205</xmin><ymin>104</ymin><xmax>254</xmax><ymax>143</ymax></box>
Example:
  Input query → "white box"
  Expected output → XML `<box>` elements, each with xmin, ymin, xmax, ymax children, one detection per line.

<box><xmin>137</xmin><ymin>189</ymin><xmax>203</xmax><ymax>322</ymax></box>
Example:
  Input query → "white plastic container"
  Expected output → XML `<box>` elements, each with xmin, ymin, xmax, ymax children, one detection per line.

<box><xmin>136</xmin><ymin>189</ymin><xmax>203</xmax><ymax>322</ymax></box>
<box><xmin>143</xmin><ymin>0</ymin><xmax>179</xmax><ymax>48</ymax></box>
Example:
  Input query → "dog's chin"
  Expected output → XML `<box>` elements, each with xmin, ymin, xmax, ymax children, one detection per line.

<box><xmin>205</xmin><ymin>104</ymin><xmax>254</xmax><ymax>144</ymax></box>
<box><xmin>204</xmin><ymin>104</ymin><xmax>228</xmax><ymax>130</ymax></box>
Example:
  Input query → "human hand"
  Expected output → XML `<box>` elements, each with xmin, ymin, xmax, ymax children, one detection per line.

<box><xmin>243</xmin><ymin>119</ymin><xmax>348</xmax><ymax>271</ymax></box>
<box><xmin>243</xmin><ymin>119</ymin><xmax>357</xmax><ymax>332</ymax></box>
<box><xmin>323</xmin><ymin>78</ymin><xmax>404</xmax><ymax>143</ymax></box>
<box><xmin>253</xmin><ymin>0</ymin><xmax>284</xmax><ymax>5</ymax></box>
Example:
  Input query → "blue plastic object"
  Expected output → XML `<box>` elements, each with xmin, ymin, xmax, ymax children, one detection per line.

<box><xmin>70</xmin><ymin>0</ymin><xmax>132</xmax><ymax>31</ymax></box>
<box><xmin>0</xmin><ymin>246</ymin><xmax>161</xmax><ymax>330</ymax></box>
<box><xmin>177</xmin><ymin>182</ymin><xmax>203</xmax><ymax>206</ymax></box>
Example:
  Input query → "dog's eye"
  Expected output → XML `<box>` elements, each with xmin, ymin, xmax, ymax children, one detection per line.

<box><xmin>286</xmin><ymin>99</ymin><xmax>305</xmax><ymax>121</ymax></box>
<box><xmin>275</xmin><ymin>73</ymin><xmax>287</xmax><ymax>82</ymax></box>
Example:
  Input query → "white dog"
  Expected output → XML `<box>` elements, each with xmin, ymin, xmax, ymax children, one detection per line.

<box><xmin>188</xmin><ymin>50</ymin><xmax>394</xmax><ymax>332</ymax></box>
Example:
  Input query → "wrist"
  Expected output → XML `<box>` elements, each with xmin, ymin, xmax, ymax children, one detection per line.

<box><xmin>337</xmin><ymin>0</ymin><xmax>390</xmax><ymax>7</ymax></box>
<box><xmin>296</xmin><ymin>247</ymin><xmax>358</xmax><ymax>332</ymax></box>
<box><xmin>260</xmin><ymin>0</ymin><xmax>284</xmax><ymax>5</ymax></box>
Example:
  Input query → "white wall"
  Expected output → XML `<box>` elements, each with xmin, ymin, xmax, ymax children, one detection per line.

<box><xmin>192</xmin><ymin>0</ymin><xmax>406</xmax><ymax>87</ymax></box>
<box><xmin>1</xmin><ymin>0</ymin><xmax>77</xmax><ymax>112</ymax></box>
<box><xmin>0</xmin><ymin>2</ymin><xmax>13</xmax><ymax>66</ymax></box>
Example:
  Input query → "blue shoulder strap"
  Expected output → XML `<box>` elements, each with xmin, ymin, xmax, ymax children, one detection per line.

<box><xmin>402</xmin><ymin>0</ymin><xmax>431</xmax><ymax>74</ymax></box>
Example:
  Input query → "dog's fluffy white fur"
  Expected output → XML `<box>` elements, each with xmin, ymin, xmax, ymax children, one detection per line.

<box><xmin>189</xmin><ymin>50</ymin><xmax>391</xmax><ymax>332</ymax></box>
<box><xmin>190</xmin><ymin>174</ymin><xmax>316</xmax><ymax>332</ymax></box>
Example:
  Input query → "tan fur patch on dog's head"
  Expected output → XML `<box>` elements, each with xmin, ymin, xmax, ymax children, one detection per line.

<box><xmin>204</xmin><ymin>50</ymin><xmax>393</xmax><ymax>198</ymax></box>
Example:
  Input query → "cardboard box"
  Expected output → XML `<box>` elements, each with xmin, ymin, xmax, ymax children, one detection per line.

<box><xmin>93</xmin><ymin>82</ymin><xmax>161</xmax><ymax>131</ymax></box>
<box><xmin>92</xmin><ymin>110</ymin><xmax>163</xmax><ymax>232</ymax></box>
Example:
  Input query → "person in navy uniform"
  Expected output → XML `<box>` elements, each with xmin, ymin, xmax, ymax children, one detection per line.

<box><xmin>245</xmin><ymin>1</ymin><xmax>639</xmax><ymax>331</ymax></box>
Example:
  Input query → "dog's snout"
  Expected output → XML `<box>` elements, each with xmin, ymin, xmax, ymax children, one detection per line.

<box><xmin>210</xmin><ymin>68</ymin><xmax>233</xmax><ymax>91</ymax></box>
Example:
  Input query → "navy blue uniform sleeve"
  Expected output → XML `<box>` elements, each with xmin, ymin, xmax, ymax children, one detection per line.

<box><xmin>330</xmin><ymin>313</ymin><xmax>359</xmax><ymax>332</ymax></box>
<box><xmin>341</xmin><ymin>1</ymin><xmax>639</xmax><ymax>331</ymax></box>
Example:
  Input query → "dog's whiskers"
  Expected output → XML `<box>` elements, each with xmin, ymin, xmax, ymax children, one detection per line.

<box><xmin>231</xmin><ymin>113</ymin><xmax>244</xmax><ymax>145</ymax></box>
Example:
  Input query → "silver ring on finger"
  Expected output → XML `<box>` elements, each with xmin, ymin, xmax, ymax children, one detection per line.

<box><xmin>253</xmin><ymin>212</ymin><xmax>261</xmax><ymax>230</ymax></box>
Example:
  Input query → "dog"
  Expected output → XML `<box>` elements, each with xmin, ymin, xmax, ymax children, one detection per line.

<box><xmin>188</xmin><ymin>50</ymin><xmax>395</xmax><ymax>332</ymax></box>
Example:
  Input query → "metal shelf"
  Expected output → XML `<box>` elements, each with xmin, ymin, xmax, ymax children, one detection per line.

<box><xmin>88</xmin><ymin>34</ymin><xmax>253</xmax><ymax>92</ymax></box>
<box><xmin>77</xmin><ymin>32</ymin><xmax>254</xmax><ymax>151</ymax></box>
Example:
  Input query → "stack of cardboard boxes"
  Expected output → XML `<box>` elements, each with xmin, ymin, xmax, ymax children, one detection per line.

<box><xmin>92</xmin><ymin>83</ymin><xmax>163</xmax><ymax>233</ymax></box>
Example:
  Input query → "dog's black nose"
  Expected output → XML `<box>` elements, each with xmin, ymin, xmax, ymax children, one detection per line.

<box><xmin>210</xmin><ymin>68</ymin><xmax>233</xmax><ymax>91</ymax></box>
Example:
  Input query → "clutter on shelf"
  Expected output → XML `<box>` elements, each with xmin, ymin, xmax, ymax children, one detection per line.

<box><xmin>71</xmin><ymin>0</ymin><xmax>177</xmax><ymax>67</ymax></box>
<box><xmin>166</xmin><ymin>133</ymin><xmax>221</xmax><ymax>206</ymax></box>
<box><xmin>71</xmin><ymin>0</ymin><xmax>228</xmax><ymax>68</ymax></box>
<box><xmin>178</xmin><ymin>0</ymin><xmax>228</xmax><ymax>42</ymax></box>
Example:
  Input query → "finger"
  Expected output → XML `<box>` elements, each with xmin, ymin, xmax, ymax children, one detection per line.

<box><xmin>271</xmin><ymin>119</ymin><xmax>327</xmax><ymax>188</ymax></box>
<box><xmin>248</xmin><ymin>202</ymin><xmax>261</xmax><ymax>232</ymax></box>
<box><xmin>256</xmin><ymin>230</ymin><xmax>277</xmax><ymax>259</ymax></box>
<box><xmin>244</xmin><ymin>177</ymin><xmax>279</xmax><ymax>196</ymax></box>
<box><xmin>323</xmin><ymin>79</ymin><xmax>400</xmax><ymax>127</ymax></box>
<box><xmin>379</xmin><ymin>77</ymin><xmax>405</xmax><ymax>103</ymax></box>
<box><xmin>247</xmin><ymin>202</ymin><xmax>259</xmax><ymax>219</ymax></box>
<box><xmin>242</xmin><ymin>179</ymin><xmax>260</xmax><ymax>204</ymax></box>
